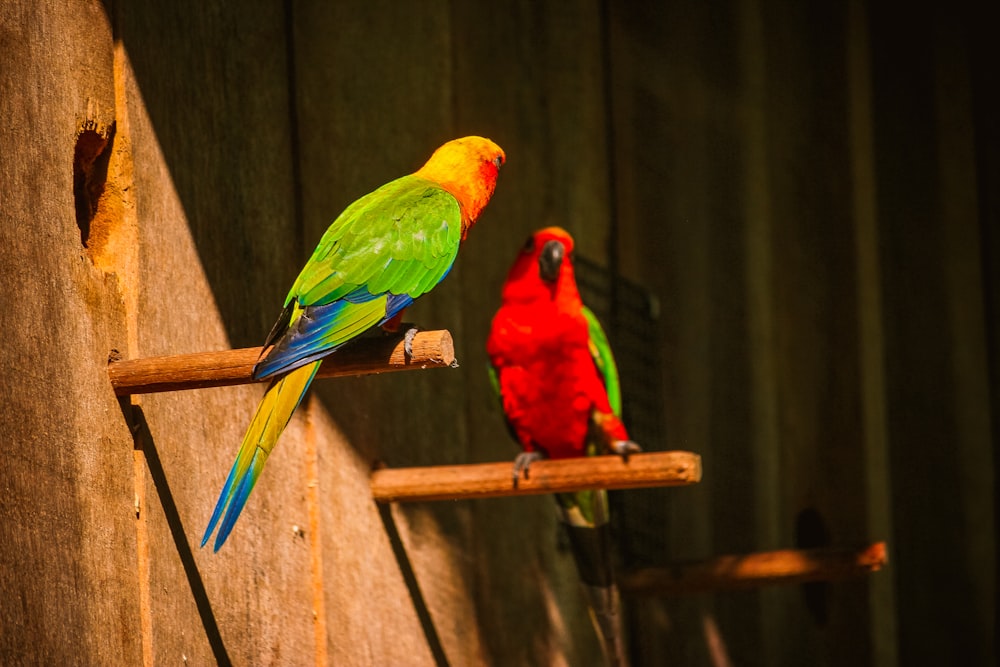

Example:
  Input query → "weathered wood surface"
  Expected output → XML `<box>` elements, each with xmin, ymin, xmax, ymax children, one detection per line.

<box><xmin>108</xmin><ymin>329</ymin><xmax>456</xmax><ymax>395</ymax></box>
<box><xmin>0</xmin><ymin>2</ymin><xmax>143</xmax><ymax>664</ymax></box>
<box><xmin>621</xmin><ymin>543</ymin><xmax>888</xmax><ymax>595</ymax></box>
<box><xmin>371</xmin><ymin>451</ymin><xmax>701</xmax><ymax>503</ymax></box>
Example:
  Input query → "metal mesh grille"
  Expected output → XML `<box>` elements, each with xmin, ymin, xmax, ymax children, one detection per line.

<box><xmin>575</xmin><ymin>256</ymin><xmax>669</xmax><ymax>568</ymax></box>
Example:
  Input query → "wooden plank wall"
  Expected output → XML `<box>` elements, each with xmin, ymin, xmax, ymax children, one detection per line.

<box><xmin>0</xmin><ymin>2</ymin><xmax>141</xmax><ymax>663</ymax></box>
<box><xmin>0</xmin><ymin>1</ymin><xmax>995</xmax><ymax>665</ymax></box>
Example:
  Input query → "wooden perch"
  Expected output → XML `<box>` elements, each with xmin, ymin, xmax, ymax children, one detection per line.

<box><xmin>620</xmin><ymin>542</ymin><xmax>888</xmax><ymax>595</ymax></box>
<box><xmin>370</xmin><ymin>451</ymin><xmax>701</xmax><ymax>503</ymax></box>
<box><xmin>108</xmin><ymin>329</ymin><xmax>455</xmax><ymax>396</ymax></box>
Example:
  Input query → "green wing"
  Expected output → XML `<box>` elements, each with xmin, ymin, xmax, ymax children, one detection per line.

<box><xmin>255</xmin><ymin>175</ymin><xmax>462</xmax><ymax>379</ymax></box>
<box><xmin>487</xmin><ymin>363</ymin><xmax>501</xmax><ymax>399</ymax></box>
<box><xmin>291</xmin><ymin>174</ymin><xmax>462</xmax><ymax>306</ymax></box>
<box><xmin>582</xmin><ymin>305</ymin><xmax>622</xmax><ymax>417</ymax></box>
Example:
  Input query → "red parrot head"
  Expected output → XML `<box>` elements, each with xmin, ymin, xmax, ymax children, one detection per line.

<box><xmin>500</xmin><ymin>226</ymin><xmax>579</xmax><ymax>303</ymax></box>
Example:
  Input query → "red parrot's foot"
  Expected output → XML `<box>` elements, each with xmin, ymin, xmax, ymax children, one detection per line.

<box><xmin>512</xmin><ymin>451</ymin><xmax>544</xmax><ymax>488</ymax></box>
<box><xmin>610</xmin><ymin>440</ymin><xmax>642</xmax><ymax>461</ymax></box>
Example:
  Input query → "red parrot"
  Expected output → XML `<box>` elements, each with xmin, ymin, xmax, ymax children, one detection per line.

<box><xmin>486</xmin><ymin>226</ymin><xmax>640</xmax><ymax>667</ymax></box>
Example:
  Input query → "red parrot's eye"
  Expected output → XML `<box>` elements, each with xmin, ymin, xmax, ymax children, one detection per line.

<box><xmin>522</xmin><ymin>237</ymin><xmax>535</xmax><ymax>253</ymax></box>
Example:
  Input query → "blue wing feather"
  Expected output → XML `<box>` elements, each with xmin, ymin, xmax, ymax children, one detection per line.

<box><xmin>254</xmin><ymin>289</ymin><xmax>419</xmax><ymax>379</ymax></box>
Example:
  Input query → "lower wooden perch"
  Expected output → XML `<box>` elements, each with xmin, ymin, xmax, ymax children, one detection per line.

<box><xmin>108</xmin><ymin>329</ymin><xmax>455</xmax><ymax>396</ymax></box>
<box><xmin>620</xmin><ymin>542</ymin><xmax>888</xmax><ymax>595</ymax></box>
<box><xmin>370</xmin><ymin>451</ymin><xmax>702</xmax><ymax>503</ymax></box>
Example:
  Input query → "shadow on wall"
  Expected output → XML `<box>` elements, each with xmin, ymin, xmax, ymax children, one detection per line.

<box><xmin>378</xmin><ymin>504</ymin><xmax>450</xmax><ymax>667</ymax></box>
<box><xmin>123</xmin><ymin>402</ymin><xmax>231</xmax><ymax>666</ymax></box>
<box><xmin>111</xmin><ymin>0</ymin><xmax>302</xmax><ymax>348</ymax></box>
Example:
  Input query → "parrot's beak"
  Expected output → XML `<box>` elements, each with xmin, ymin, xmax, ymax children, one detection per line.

<box><xmin>538</xmin><ymin>240</ymin><xmax>565</xmax><ymax>283</ymax></box>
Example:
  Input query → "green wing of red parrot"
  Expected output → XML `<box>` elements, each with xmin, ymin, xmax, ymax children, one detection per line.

<box><xmin>582</xmin><ymin>305</ymin><xmax>622</xmax><ymax>418</ymax></box>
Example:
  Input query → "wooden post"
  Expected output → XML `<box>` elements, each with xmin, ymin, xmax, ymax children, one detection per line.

<box><xmin>108</xmin><ymin>329</ymin><xmax>455</xmax><ymax>395</ymax></box>
<box><xmin>620</xmin><ymin>542</ymin><xmax>888</xmax><ymax>595</ymax></box>
<box><xmin>370</xmin><ymin>451</ymin><xmax>702</xmax><ymax>503</ymax></box>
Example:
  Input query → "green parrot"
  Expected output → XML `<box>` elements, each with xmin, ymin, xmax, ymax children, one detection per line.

<box><xmin>202</xmin><ymin>136</ymin><xmax>505</xmax><ymax>551</ymax></box>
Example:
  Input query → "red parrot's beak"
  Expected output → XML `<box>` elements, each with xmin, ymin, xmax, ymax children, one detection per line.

<box><xmin>538</xmin><ymin>240</ymin><xmax>565</xmax><ymax>283</ymax></box>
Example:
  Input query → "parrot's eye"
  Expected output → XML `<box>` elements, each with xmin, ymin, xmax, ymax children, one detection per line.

<box><xmin>493</xmin><ymin>155</ymin><xmax>503</xmax><ymax>169</ymax></box>
<box><xmin>522</xmin><ymin>237</ymin><xmax>535</xmax><ymax>253</ymax></box>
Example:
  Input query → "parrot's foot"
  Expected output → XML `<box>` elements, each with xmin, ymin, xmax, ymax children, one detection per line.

<box><xmin>399</xmin><ymin>323</ymin><xmax>419</xmax><ymax>359</ymax></box>
<box><xmin>512</xmin><ymin>451</ymin><xmax>544</xmax><ymax>488</ymax></box>
<box><xmin>388</xmin><ymin>322</ymin><xmax>420</xmax><ymax>361</ymax></box>
<box><xmin>610</xmin><ymin>440</ymin><xmax>642</xmax><ymax>462</ymax></box>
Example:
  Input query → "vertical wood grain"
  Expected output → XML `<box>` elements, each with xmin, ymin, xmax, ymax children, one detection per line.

<box><xmin>0</xmin><ymin>1</ymin><xmax>143</xmax><ymax>663</ymax></box>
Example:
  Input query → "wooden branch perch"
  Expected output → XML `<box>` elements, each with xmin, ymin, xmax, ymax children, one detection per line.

<box><xmin>108</xmin><ymin>329</ymin><xmax>455</xmax><ymax>396</ymax></box>
<box><xmin>620</xmin><ymin>542</ymin><xmax>888</xmax><ymax>595</ymax></box>
<box><xmin>370</xmin><ymin>451</ymin><xmax>701</xmax><ymax>503</ymax></box>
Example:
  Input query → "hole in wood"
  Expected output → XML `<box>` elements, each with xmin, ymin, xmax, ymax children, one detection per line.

<box><xmin>73</xmin><ymin>123</ymin><xmax>115</xmax><ymax>248</ymax></box>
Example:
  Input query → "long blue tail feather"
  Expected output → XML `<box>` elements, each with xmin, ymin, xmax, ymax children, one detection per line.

<box><xmin>201</xmin><ymin>458</ymin><xmax>242</xmax><ymax>547</ymax></box>
<box><xmin>202</xmin><ymin>362</ymin><xmax>320</xmax><ymax>550</ymax></box>
<box><xmin>213</xmin><ymin>449</ymin><xmax>267</xmax><ymax>551</ymax></box>
<box><xmin>206</xmin><ymin>288</ymin><xmax>420</xmax><ymax>548</ymax></box>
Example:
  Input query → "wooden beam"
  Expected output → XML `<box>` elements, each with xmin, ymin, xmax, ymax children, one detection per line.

<box><xmin>108</xmin><ymin>329</ymin><xmax>455</xmax><ymax>396</ymax></box>
<box><xmin>370</xmin><ymin>451</ymin><xmax>701</xmax><ymax>503</ymax></box>
<box><xmin>620</xmin><ymin>542</ymin><xmax>888</xmax><ymax>595</ymax></box>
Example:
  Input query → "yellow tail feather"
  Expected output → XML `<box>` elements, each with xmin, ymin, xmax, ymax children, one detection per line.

<box><xmin>202</xmin><ymin>360</ymin><xmax>321</xmax><ymax>550</ymax></box>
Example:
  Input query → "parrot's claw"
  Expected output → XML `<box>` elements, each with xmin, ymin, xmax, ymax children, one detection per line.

<box><xmin>401</xmin><ymin>324</ymin><xmax>419</xmax><ymax>359</ymax></box>
<box><xmin>512</xmin><ymin>451</ymin><xmax>544</xmax><ymax>488</ymax></box>
<box><xmin>610</xmin><ymin>440</ymin><xmax>642</xmax><ymax>462</ymax></box>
